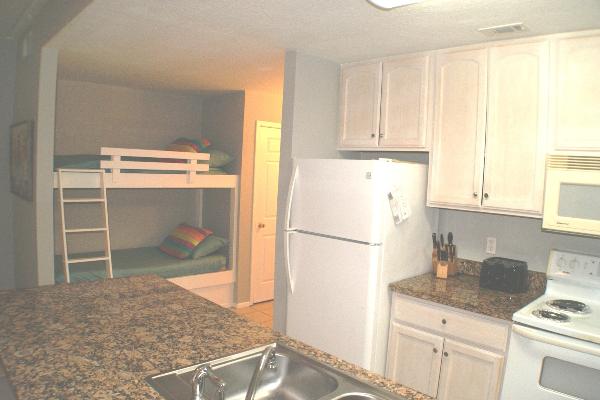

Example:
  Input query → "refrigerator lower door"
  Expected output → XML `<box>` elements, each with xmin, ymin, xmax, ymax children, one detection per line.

<box><xmin>285</xmin><ymin>231</ymin><xmax>381</xmax><ymax>369</ymax></box>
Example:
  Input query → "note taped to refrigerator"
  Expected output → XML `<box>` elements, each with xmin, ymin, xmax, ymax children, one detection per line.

<box><xmin>388</xmin><ymin>188</ymin><xmax>411</xmax><ymax>224</ymax></box>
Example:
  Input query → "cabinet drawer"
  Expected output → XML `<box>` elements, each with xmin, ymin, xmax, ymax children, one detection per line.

<box><xmin>392</xmin><ymin>294</ymin><xmax>509</xmax><ymax>352</ymax></box>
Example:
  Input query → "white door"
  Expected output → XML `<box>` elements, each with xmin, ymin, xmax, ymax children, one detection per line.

<box><xmin>338</xmin><ymin>62</ymin><xmax>382</xmax><ymax>148</ymax></box>
<box><xmin>386</xmin><ymin>322</ymin><xmax>443</xmax><ymax>398</ymax></box>
<box><xmin>437</xmin><ymin>339</ymin><xmax>504</xmax><ymax>400</ymax></box>
<box><xmin>285</xmin><ymin>231</ymin><xmax>380</xmax><ymax>369</ymax></box>
<box><xmin>289</xmin><ymin>159</ymin><xmax>382</xmax><ymax>243</ymax></box>
<box><xmin>428</xmin><ymin>48</ymin><xmax>488</xmax><ymax>209</ymax></box>
<box><xmin>551</xmin><ymin>32</ymin><xmax>600</xmax><ymax>151</ymax></box>
<box><xmin>250</xmin><ymin>121</ymin><xmax>280</xmax><ymax>303</ymax></box>
<box><xmin>483</xmin><ymin>41</ymin><xmax>549</xmax><ymax>215</ymax></box>
<box><xmin>380</xmin><ymin>54</ymin><xmax>430</xmax><ymax>149</ymax></box>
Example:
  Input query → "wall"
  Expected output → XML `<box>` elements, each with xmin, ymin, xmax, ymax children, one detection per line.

<box><xmin>438</xmin><ymin>210</ymin><xmax>600</xmax><ymax>271</ymax></box>
<box><xmin>201</xmin><ymin>92</ymin><xmax>245</xmax><ymax>243</ymax></box>
<box><xmin>273</xmin><ymin>51</ymin><xmax>341</xmax><ymax>332</ymax></box>
<box><xmin>52</xmin><ymin>79</ymin><xmax>204</xmax><ymax>255</ymax></box>
<box><xmin>237</xmin><ymin>89</ymin><xmax>283</xmax><ymax>304</ymax></box>
<box><xmin>0</xmin><ymin>39</ymin><xmax>17</xmax><ymax>289</ymax></box>
<box><xmin>11</xmin><ymin>0</ymin><xmax>92</xmax><ymax>288</ymax></box>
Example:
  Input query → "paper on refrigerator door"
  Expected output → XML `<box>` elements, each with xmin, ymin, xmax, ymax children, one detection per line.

<box><xmin>388</xmin><ymin>187</ymin><xmax>411</xmax><ymax>225</ymax></box>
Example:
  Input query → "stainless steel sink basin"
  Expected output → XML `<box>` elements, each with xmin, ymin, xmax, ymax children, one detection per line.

<box><xmin>146</xmin><ymin>343</ymin><xmax>408</xmax><ymax>400</ymax></box>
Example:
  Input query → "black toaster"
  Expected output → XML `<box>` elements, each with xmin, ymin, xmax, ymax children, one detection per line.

<box><xmin>479</xmin><ymin>257</ymin><xmax>529</xmax><ymax>293</ymax></box>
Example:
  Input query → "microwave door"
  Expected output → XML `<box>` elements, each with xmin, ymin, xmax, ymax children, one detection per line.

<box><xmin>543</xmin><ymin>168</ymin><xmax>600</xmax><ymax>237</ymax></box>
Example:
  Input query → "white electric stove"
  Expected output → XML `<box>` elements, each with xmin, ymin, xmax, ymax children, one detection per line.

<box><xmin>501</xmin><ymin>250</ymin><xmax>600</xmax><ymax>400</ymax></box>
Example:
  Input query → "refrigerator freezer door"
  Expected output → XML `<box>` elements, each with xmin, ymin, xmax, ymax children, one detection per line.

<box><xmin>285</xmin><ymin>231</ymin><xmax>381</xmax><ymax>369</ymax></box>
<box><xmin>289</xmin><ymin>159</ymin><xmax>382</xmax><ymax>244</ymax></box>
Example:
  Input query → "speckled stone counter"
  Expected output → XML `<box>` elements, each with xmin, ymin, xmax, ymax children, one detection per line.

<box><xmin>0</xmin><ymin>275</ymin><xmax>431</xmax><ymax>400</ymax></box>
<box><xmin>389</xmin><ymin>271</ymin><xmax>546</xmax><ymax>321</ymax></box>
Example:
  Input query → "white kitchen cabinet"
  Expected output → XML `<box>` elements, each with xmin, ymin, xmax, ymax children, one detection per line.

<box><xmin>338</xmin><ymin>62</ymin><xmax>382</xmax><ymax>148</ymax></box>
<box><xmin>437</xmin><ymin>339</ymin><xmax>504</xmax><ymax>400</ymax></box>
<box><xmin>386</xmin><ymin>294</ymin><xmax>509</xmax><ymax>400</ymax></box>
<box><xmin>428</xmin><ymin>41</ymin><xmax>549</xmax><ymax>217</ymax></box>
<box><xmin>338</xmin><ymin>55</ymin><xmax>431</xmax><ymax>151</ymax></box>
<box><xmin>379</xmin><ymin>54</ymin><xmax>431</xmax><ymax>149</ymax></box>
<box><xmin>551</xmin><ymin>32</ymin><xmax>600</xmax><ymax>151</ymax></box>
<box><xmin>428</xmin><ymin>48</ymin><xmax>487</xmax><ymax>208</ymax></box>
<box><xmin>386</xmin><ymin>322</ymin><xmax>443</xmax><ymax>397</ymax></box>
<box><xmin>482</xmin><ymin>40</ymin><xmax>549</xmax><ymax>215</ymax></box>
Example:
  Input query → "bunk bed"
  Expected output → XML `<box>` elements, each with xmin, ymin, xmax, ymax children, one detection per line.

<box><xmin>52</xmin><ymin>147</ymin><xmax>239</xmax><ymax>307</ymax></box>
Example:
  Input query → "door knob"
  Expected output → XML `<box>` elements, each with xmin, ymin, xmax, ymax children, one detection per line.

<box><xmin>258</xmin><ymin>223</ymin><xmax>265</xmax><ymax>229</ymax></box>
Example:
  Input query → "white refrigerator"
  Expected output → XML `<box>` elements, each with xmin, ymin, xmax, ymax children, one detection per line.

<box><xmin>284</xmin><ymin>159</ymin><xmax>436</xmax><ymax>375</ymax></box>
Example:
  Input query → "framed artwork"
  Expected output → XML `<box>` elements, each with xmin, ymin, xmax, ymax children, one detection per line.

<box><xmin>10</xmin><ymin>121</ymin><xmax>34</xmax><ymax>200</ymax></box>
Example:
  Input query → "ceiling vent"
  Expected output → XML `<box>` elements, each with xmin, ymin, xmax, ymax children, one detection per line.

<box><xmin>478</xmin><ymin>23</ymin><xmax>528</xmax><ymax>37</ymax></box>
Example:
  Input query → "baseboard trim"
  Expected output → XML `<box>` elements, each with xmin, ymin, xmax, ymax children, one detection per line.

<box><xmin>235</xmin><ymin>301</ymin><xmax>252</xmax><ymax>309</ymax></box>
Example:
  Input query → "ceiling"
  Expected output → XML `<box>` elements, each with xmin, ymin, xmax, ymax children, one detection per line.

<box><xmin>46</xmin><ymin>0</ymin><xmax>600</xmax><ymax>94</ymax></box>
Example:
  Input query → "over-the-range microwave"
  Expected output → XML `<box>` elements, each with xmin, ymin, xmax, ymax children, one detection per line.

<box><xmin>543</xmin><ymin>154</ymin><xmax>600</xmax><ymax>237</ymax></box>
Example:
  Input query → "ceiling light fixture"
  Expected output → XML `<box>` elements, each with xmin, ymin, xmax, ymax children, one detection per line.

<box><xmin>367</xmin><ymin>0</ymin><xmax>421</xmax><ymax>9</ymax></box>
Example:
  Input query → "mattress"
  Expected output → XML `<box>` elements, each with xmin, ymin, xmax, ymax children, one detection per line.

<box><xmin>54</xmin><ymin>154</ymin><xmax>226</xmax><ymax>174</ymax></box>
<box><xmin>54</xmin><ymin>246</ymin><xmax>228</xmax><ymax>283</ymax></box>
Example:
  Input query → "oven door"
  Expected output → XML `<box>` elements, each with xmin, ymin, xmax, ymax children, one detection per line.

<box><xmin>501</xmin><ymin>324</ymin><xmax>600</xmax><ymax>400</ymax></box>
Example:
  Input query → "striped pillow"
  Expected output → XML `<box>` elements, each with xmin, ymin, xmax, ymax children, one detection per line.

<box><xmin>167</xmin><ymin>137</ymin><xmax>211</xmax><ymax>153</ymax></box>
<box><xmin>159</xmin><ymin>224</ymin><xmax>213</xmax><ymax>259</ymax></box>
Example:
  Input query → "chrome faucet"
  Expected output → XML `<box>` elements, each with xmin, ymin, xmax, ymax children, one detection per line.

<box><xmin>245</xmin><ymin>344</ymin><xmax>278</xmax><ymax>400</ymax></box>
<box><xmin>191</xmin><ymin>365</ymin><xmax>226</xmax><ymax>400</ymax></box>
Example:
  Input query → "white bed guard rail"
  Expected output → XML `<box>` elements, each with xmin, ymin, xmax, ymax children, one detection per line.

<box><xmin>100</xmin><ymin>147</ymin><xmax>210</xmax><ymax>184</ymax></box>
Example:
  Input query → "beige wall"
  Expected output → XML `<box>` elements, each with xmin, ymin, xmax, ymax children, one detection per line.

<box><xmin>53</xmin><ymin>79</ymin><xmax>205</xmax><ymax>255</ymax></box>
<box><xmin>237</xmin><ymin>90</ymin><xmax>283</xmax><ymax>303</ymax></box>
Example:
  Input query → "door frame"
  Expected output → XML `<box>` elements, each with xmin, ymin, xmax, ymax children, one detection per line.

<box><xmin>250</xmin><ymin>120</ymin><xmax>282</xmax><ymax>304</ymax></box>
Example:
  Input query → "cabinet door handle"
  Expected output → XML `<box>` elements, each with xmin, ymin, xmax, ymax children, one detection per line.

<box><xmin>484</xmin><ymin>193</ymin><xmax>489</xmax><ymax>199</ymax></box>
<box><xmin>370</xmin><ymin>134</ymin><xmax>376</xmax><ymax>138</ymax></box>
<box><xmin>441</xmin><ymin>318</ymin><xmax>447</xmax><ymax>325</ymax></box>
<box><xmin>443</xmin><ymin>351</ymin><xmax>448</xmax><ymax>357</ymax></box>
<box><xmin>258</xmin><ymin>223</ymin><xmax>265</xmax><ymax>229</ymax></box>
<box><xmin>433</xmin><ymin>348</ymin><xmax>438</xmax><ymax>353</ymax></box>
<box><xmin>473</xmin><ymin>192</ymin><xmax>478</xmax><ymax>198</ymax></box>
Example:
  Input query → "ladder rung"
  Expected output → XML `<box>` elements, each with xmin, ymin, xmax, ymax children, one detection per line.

<box><xmin>68</xmin><ymin>256</ymin><xmax>109</xmax><ymax>264</ymax></box>
<box><xmin>63</xmin><ymin>198</ymin><xmax>105</xmax><ymax>203</ymax></box>
<box><xmin>65</xmin><ymin>228</ymin><xmax>108</xmax><ymax>233</ymax></box>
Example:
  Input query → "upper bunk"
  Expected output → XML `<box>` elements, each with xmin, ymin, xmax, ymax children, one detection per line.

<box><xmin>52</xmin><ymin>147</ymin><xmax>239</xmax><ymax>189</ymax></box>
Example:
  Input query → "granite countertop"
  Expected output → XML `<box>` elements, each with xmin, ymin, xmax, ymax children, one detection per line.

<box><xmin>0</xmin><ymin>275</ymin><xmax>431</xmax><ymax>400</ymax></box>
<box><xmin>389</xmin><ymin>272</ymin><xmax>546</xmax><ymax>321</ymax></box>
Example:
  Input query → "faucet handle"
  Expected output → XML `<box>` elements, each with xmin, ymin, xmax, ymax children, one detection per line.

<box><xmin>191</xmin><ymin>365</ymin><xmax>226</xmax><ymax>400</ymax></box>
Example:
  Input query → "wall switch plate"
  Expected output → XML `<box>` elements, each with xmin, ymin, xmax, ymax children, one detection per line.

<box><xmin>486</xmin><ymin>237</ymin><xmax>497</xmax><ymax>255</ymax></box>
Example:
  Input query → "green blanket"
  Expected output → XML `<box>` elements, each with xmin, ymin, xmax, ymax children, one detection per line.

<box><xmin>55</xmin><ymin>246</ymin><xmax>228</xmax><ymax>283</ymax></box>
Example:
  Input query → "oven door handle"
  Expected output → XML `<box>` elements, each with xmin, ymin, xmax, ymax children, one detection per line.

<box><xmin>513</xmin><ymin>324</ymin><xmax>600</xmax><ymax>357</ymax></box>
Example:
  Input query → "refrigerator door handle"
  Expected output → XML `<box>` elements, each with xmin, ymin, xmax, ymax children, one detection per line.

<box><xmin>285</xmin><ymin>162</ymin><xmax>299</xmax><ymax>231</ymax></box>
<box><xmin>284</xmin><ymin>230</ymin><xmax>295</xmax><ymax>293</ymax></box>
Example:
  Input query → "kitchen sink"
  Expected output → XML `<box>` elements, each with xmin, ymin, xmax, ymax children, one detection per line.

<box><xmin>146</xmin><ymin>343</ymin><xmax>408</xmax><ymax>400</ymax></box>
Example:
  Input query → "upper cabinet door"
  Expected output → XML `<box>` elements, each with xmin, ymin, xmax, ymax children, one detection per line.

<box><xmin>338</xmin><ymin>62</ymin><xmax>382</xmax><ymax>148</ymax></box>
<box><xmin>379</xmin><ymin>55</ymin><xmax>431</xmax><ymax>149</ymax></box>
<box><xmin>428</xmin><ymin>48</ymin><xmax>488</xmax><ymax>209</ymax></box>
<box><xmin>551</xmin><ymin>33</ymin><xmax>600</xmax><ymax>151</ymax></box>
<box><xmin>483</xmin><ymin>41</ymin><xmax>549</xmax><ymax>216</ymax></box>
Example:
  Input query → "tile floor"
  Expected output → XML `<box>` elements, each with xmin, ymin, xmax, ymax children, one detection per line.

<box><xmin>233</xmin><ymin>301</ymin><xmax>273</xmax><ymax>329</ymax></box>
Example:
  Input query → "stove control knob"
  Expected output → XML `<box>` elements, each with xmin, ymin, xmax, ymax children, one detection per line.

<box><xmin>569</xmin><ymin>259</ymin><xmax>580</xmax><ymax>271</ymax></box>
<box><xmin>557</xmin><ymin>256</ymin><xmax>567</xmax><ymax>269</ymax></box>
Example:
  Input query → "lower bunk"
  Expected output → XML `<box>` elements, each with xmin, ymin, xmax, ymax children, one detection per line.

<box><xmin>54</xmin><ymin>246</ymin><xmax>235</xmax><ymax>307</ymax></box>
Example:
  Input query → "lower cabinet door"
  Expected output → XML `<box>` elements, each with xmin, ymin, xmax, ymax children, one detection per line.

<box><xmin>437</xmin><ymin>339</ymin><xmax>504</xmax><ymax>400</ymax></box>
<box><xmin>385</xmin><ymin>322</ymin><xmax>443</xmax><ymax>397</ymax></box>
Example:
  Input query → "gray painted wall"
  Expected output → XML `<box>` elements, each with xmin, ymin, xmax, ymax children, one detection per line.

<box><xmin>0</xmin><ymin>39</ymin><xmax>17</xmax><ymax>289</ymax></box>
<box><xmin>273</xmin><ymin>51</ymin><xmax>341</xmax><ymax>332</ymax></box>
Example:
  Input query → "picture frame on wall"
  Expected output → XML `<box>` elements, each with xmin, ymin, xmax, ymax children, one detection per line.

<box><xmin>10</xmin><ymin>120</ymin><xmax>35</xmax><ymax>201</ymax></box>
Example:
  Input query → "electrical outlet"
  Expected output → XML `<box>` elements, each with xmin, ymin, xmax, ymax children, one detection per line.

<box><xmin>486</xmin><ymin>237</ymin><xmax>497</xmax><ymax>255</ymax></box>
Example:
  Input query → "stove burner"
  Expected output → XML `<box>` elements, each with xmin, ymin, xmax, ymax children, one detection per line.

<box><xmin>546</xmin><ymin>299</ymin><xmax>591</xmax><ymax>314</ymax></box>
<box><xmin>532</xmin><ymin>309</ymin><xmax>570</xmax><ymax>322</ymax></box>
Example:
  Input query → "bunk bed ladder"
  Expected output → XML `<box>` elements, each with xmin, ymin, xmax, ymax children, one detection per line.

<box><xmin>57</xmin><ymin>169</ymin><xmax>113</xmax><ymax>283</ymax></box>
